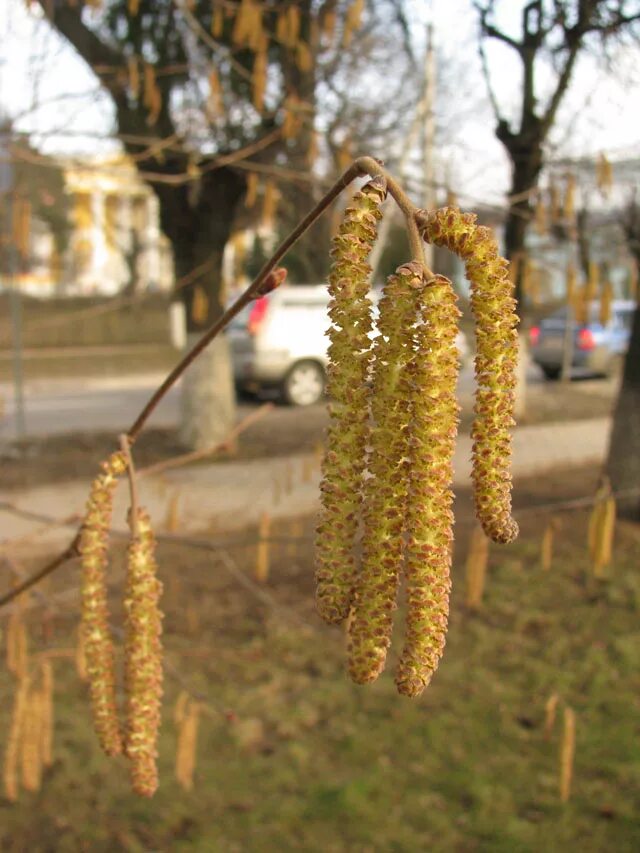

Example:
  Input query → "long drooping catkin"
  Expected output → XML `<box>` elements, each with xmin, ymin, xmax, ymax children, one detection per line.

<box><xmin>124</xmin><ymin>508</ymin><xmax>164</xmax><ymax>798</ymax></box>
<box><xmin>419</xmin><ymin>206</ymin><xmax>519</xmax><ymax>544</ymax></box>
<box><xmin>79</xmin><ymin>451</ymin><xmax>128</xmax><ymax>757</ymax></box>
<box><xmin>315</xmin><ymin>176</ymin><xmax>387</xmax><ymax>625</ymax></box>
<box><xmin>347</xmin><ymin>262</ymin><xmax>420</xmax><ymax>685</ymax></box>
<box><xmin>395</xmin><ymin>273</ymin><xmax>460</xmax><ymax>697</ymax></box>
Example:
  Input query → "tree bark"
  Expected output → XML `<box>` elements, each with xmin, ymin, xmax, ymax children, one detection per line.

<box><xmin>155</xmin><ymin>166</ymin><xmax>246</xmax><ymax>449</ymax></box>
<box><xmin>606</xmin><ymin>299</ymin><xmax>640</xmax><ymax>522</ymax></box>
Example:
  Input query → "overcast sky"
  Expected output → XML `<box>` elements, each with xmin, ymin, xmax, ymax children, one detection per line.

<box><xmin>1</xmin><ymin>0</ymin><xmax>638</xmax><ymax>208</ymax></box>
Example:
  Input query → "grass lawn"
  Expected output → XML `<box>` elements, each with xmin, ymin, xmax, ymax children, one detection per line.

<box><xmin>1</xmin><ymin>469</ymin><xmax>639</xmax><ymax>852</ymax></box>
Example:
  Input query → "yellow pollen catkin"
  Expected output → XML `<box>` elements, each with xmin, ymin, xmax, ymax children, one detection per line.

<box><xmin>315</xmin><ymin>176</ymin><xmax>387</xmax><ymax>625</ymax></box>
<box><xmin>419</xmin><ymin>206</ymin><xmax>519</xmax><ymax>544</ymax></box>
<box><xmin>79</xmin><ymin>450</ymin><xmax>128</xmax><ymax>757</ymax></box>
<box><xmin>347</xmin><ymin>262</ymin><xmax>422</xmax><ymax>685</ymax></box>
<box><xmin>464</xmin><ymin>524</ymin><xmax>490</xmax><ymax>610</ymax></box>
<box><xmin>175</xmin><ymin>698</ymin><xmax>200</xmax><ymax>791</ymax></box>
<box><xmin>124</xmin><ymin>508</ymin><xmax>164</xmax><ymax>798</ymax></box>
<box><xmin>395</xmin><ymin>273</ymin><xmax>461</xmax><ymax>697</ymax></box>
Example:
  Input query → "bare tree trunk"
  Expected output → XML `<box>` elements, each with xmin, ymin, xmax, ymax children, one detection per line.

<box><xmin>606</xmin><ymin>302</ymin><xmax>640</xmax><ymax>521</ymax></box>
<box><xmin>155</xmin><ymin>167</ymin><xmax>246</xmax><ymax>450</ymax></box>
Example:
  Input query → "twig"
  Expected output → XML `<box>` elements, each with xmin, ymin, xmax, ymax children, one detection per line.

<box><xmin>119</xmin><ymin>434</ymin><xmax>139</xmax><ymax>538</ymax></box>
<box><xmin>139</xmin><ymin>403</ymin><xmax>273</xmax><ymax>478</ymax></box>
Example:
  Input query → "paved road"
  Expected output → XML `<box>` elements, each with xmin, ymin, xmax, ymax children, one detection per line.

<box><xmin>1</xmin><ymin>364</ymin><xmax>548</xmax><ymax>440</ymax></box>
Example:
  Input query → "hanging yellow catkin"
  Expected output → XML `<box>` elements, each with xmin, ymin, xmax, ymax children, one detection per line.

<box><xmin>559</xmin><ymin>706</ymin><xmax>576</xmax><ymax>803</ymax></box>
<box><xmin>231</xmin><ymin>0</ymin><xmax>252</xmax><ymax>45</ymax></box>
<box><xmin>543</xmin><ymin>692</ymin><xmax>559</xmax><ymax>740</ymax></box>
<box><xmin>175</xmin><ymin>698</ymin><xmax>200</xmax><ymax>791</ymax></box>
<box><xmin>245</xmin><ymin>172</ymin><xmax>259</xmax><ymax>208</ymax></box>
<box><xmin>347</xmin><ymin>263</ymin><xmax>421</xmax><ymax>685</ymax></box>
<box><xmin>261</xmin><ymin>179</ymin><xmax>278</xmax><ymax>228</ymax></box>
<box><xmin>540</xmin><ymin>521</ymin><xmax>554</xmax><ymax>571</ymax></box>
<box><xmin>3</xmin><ymin>675</ymin><xmax>29</xmax><ymax>803</ymax></box>
<box><xmin>6</xmin><ymin>607</ymin><xmax>27</xmax><ymax>677</ymax></box>
<box><xmin>191</xmin><ymin>285</ymin><xmax>209</xmax><ymax>325</ymax></box>
<box><xmin>419</xmin><ymin>207</ymin><xmax>519</xmax><ymax>545</ymax></box>
<box><xmin>252</xmin><ymin>49</ymin><xmax>267</xmax><ymax>112</ymax></box>
<box><xmin>21</xmin><ymin>680</ymin><xmax>42</xmax><ymax>793</ymax></box>
<box><xmin>255</xmin><ymin>512</ymin><xmax>271</xmax><ymax>583</ymax></box>
<box><xmin>12</xmin><ymin>196</ymin><xmax>31</xmax><ymax>260</ymax></box>
<box><xmin>343</xmin><ymin>0</ymin><xmax>365</xmax><ymax>47</ymax></box>
<box><xmin>464</xmin><ymin>525</ymin><xmax>490</xmax><ymax>610</ymax></box>
<box><xmin>322</xmin><ymin>9</ymin><xmax>337</xmax><ymax>44</ymax></box>
<box><xmin>79</xmin><ymin>450</ymin><xmax>128</xmax><ymax>757</ymax></box>
<box><xmin>124</xmin><ymin>508</ymin><xmax>164</xmax><ymax>798</ymax></box>
<box><xmin>563</xmin><ymin>173</ymin><xmax>576</xmax><ymax>222</ymax></box>
<box><xmin>296</xmin><ymin>40</ymin><xmax>313</xmax><ymax>72</ymax></box>
<box><xmin>599</xmin><ymin>279</ymin><xmax>613</xmax><ymax>327</ymax></box>
<box><xmin>208</xmin><ymin>67</ymin><xmax>223</xmax><ymax>116</ymax></box>
<box><xmin>315</xmin><ymin>177</ymin><xmax>387</xmax><ymax>625</ymax></box>
<box><xmin>596</xmin><ymin>153</ymin><xmax>613</xmax><ymax>197</ymax></box>
<box><xmin>163</xmin><ymin>490</ymin><xmax>181</xmax><ymax>533</ymax></box>
<box><xmin>127</xmin><ymin>0</ymin><xmax>140</xmax><ymax>15</ymax></box>
<box><xmin>127</xmin><ymin>56</ymin><xmax>140</xmax><ymax>99</ymax></box>
<box><xmin>211</xmin><ymin>2</ymin><xmax>224</xmax><ymax>37</ymax></box>
<box><xmin>395</xmin><ymin>272</ymin><xmax>461</xmax><ymax>697</ymax></box>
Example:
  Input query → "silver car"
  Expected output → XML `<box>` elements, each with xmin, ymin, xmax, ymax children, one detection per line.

<box><xmin>530</xmin><ymin>300</ymin><xmax>634</xmax><ymax>380</ymax></box>
<box><xmin>228</xmin><ymin>284</ymin><xmax>470</xmax><ymax>405</ymax></box>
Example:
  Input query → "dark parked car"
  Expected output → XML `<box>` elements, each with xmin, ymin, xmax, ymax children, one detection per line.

<box><xmin>530</xmin><ymin>300</ymin><xmax>634</xmax><ymax>380</ymax></box>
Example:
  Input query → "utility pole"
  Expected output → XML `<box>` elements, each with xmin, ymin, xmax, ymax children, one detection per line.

<box><xmin>422</xmin><ymin>23</ymin><xmax>436</xmax><ymax>269</ymax></box>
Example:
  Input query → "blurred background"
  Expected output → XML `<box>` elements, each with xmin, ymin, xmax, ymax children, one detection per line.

<box><xmin>1</xmin><ymin>1</ymin><xmax>640</xmax><ymax>850</ymax></box>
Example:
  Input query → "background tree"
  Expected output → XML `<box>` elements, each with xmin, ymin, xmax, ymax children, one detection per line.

<box><xmin>607</xmin><ymin>192</ymin><xmax>640</xmax><ymax>520</ymax></box>
<box><xmin>476</xmin><ymin>0</ymin><xmax>640</xmax><ymax>306</ymax></box>
<box><xmin>37</xmin><ymin>0</ymin><xmax>417</xmax><ymax>448</ymax></box>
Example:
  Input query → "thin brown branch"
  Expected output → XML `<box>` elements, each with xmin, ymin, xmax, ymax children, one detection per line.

<box><xmin>139</xmin><ymin>403</ymin><xmax>274</xmax><ymax>479</ymax></box>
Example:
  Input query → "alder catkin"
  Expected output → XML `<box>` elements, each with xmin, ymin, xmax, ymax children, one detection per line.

<box><xmin>3</xmin><ymin>676</ymin><xmax>29</xmax><ymax>803</ymax></box>
<box><xmin>395</xmin><ymin>273</ymin><xmax>461</xmax><ymax>697</ymax></box>
<box><xmin>419</xmin><ymin>206</ymin><xmax>519</xmax><ymax>544</ymax></box>
<box><xmin>347</xmin><ymin>262</ymin><xmax>420</xmax><ymax>685</ymax></box>
<box><xmin>315</xmin><ymin>176</ymin><xmax>387</xmax><ymax>625</ymax></box>
<box><xmin>79</xmin><ymin>451</ymin><xmax>128</xmax><ymax>757</ymax></box>
<box><xmin>124</xmin><ymin>508</ymin><xmax>164</xmax><ymax>798</ymax></box>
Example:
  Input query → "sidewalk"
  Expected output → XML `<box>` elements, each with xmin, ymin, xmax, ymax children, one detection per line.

<box><xmin>1</xmin><ymin>416</ymin><xmax>610</xmax><ymax>552</ymax></box>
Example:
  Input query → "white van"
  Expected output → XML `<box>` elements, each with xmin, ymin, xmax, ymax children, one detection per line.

<box><xmin>228</xmin><ymin>284</ymin><xmax>469</xmax><ymax>406</ymax></box>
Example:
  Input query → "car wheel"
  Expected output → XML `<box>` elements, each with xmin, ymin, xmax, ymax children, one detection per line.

<box><xmin>542</xmin><ymin>366</ymin><xmax>562</xmax><ymax>381</ymax></box>
<box><xmin>282</xmin><ymin>361</ymin><xmax>325</xmax><ymax>406</ymax></box>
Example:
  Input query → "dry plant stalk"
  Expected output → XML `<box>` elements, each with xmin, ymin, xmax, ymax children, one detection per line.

<box><xmin>464</xmin><ymin>525</ymin><xmax>490</xmax><ymax>610</ymax></box>
<box><xmin>21</xmin><ymin>678</ymin><xmax>43</xmax><ymax>793</ymax></box>
<box><xmin>588</xmin><ymin>483</ymin><xmax>616</xmax><ymax>579</ymax></box>
<box><xmin>543</xmin><ymin>692</ymin><xmax>559</xmax><ymax>740</ymax></box>
<box><xmin>559</xmin><ymin>706</ymin><xmax>576</xmax><ymax>803</ymax></box>
<box><xmin>124</xmin><ymin>508</ymin><xmax>164</xmax><ymax>798</ymax></box>
<box><xmin>164</xmin><ymin>490</ymin><xmax>182</xmax><ymax>533</ymax></box>
<box><xmin>255</xmin><ymin>512</ymin><xmax>271</xmax><ymax>583</ymax></box>
<box><xmin>175</xmin><ymin>695</ymin><xmax>200</xmax><ymax>792</ymax></box>
<box><xmin>540</xmin><ymin>521</ymin><xmax>555</xmax><ymax>572</ymax></box>
<box><xmin>79</xmin><ymin>450</ymin><xmax>128</xmax><ymax>757</ymax></box>
<box><xmin>3</xmin><ymin>675</ymin><xmax>29</xmax><ymax>802</ymax></box>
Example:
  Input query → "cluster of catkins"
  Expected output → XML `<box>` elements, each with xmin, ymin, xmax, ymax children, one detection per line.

<box><xmin>315</xmin><ymin>189</ymin><xmax>518</xmax><ymax>697</ymax></box>
<box><xmin>79</xmin><ymin>451</ymin><xmax>163</xmax><ymax>797</ymax></box>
